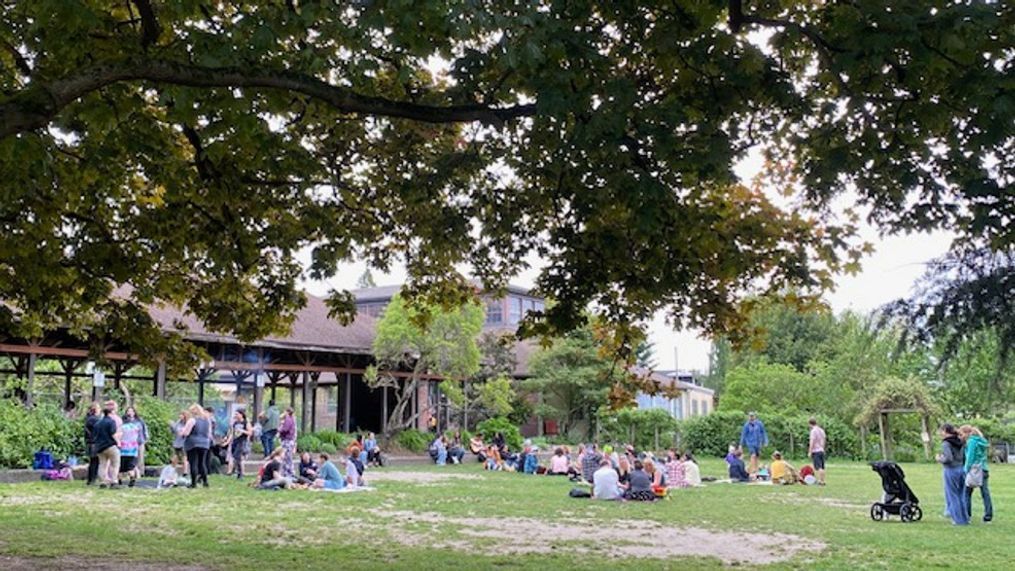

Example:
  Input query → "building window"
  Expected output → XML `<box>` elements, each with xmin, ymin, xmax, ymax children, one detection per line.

<box><xmin>486</xmin><ymin>299</ymin><xmax>503</xmax><ymax>324</ymax></box>
<box><xmin>692</xmin><ymin>400</ymin><xmax>699</xmax><ymax>417</ymax></box>
<box><xmin>702</xmin><ymin>400</ymin><xmax>709</xmax><ymax>415</ymax></box>
<box><xmin>508</xmin><ymin>296</ymin><xmax>522</xmax><ymax>324</ymax></box>
<box><xmin>359</xmin><ymin>302</ymin><xmax>387</xmax><ymax>318</ymax></box>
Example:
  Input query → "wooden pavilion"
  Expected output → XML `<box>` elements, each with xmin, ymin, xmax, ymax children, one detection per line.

<box><xmin>0</xmin><ymin>293</ymin><xmax>435</xmax><ymax>434</ymax></box>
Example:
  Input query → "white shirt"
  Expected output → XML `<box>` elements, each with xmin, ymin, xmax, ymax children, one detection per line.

<box><xmin>683</xmin><ymin>461</ymin><xmax>701</xmax><ymax>486</ymax></box>
<box><xmin>345</xmin><ymin>462</ymin><xmax>360</xmax><ymax>487</ymax></box>
<box><xmin>592</xmin><ymin>466</ymin><xmax>620</xmax><ymax>500</ymax></box>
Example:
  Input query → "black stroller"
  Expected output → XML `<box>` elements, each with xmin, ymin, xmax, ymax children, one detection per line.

<box><xmin>870</xmin><ymin>461</ymin><xmax>923</xmax><ymax>522</ymax></box>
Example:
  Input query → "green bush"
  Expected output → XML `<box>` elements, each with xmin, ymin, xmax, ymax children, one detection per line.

<box><xmin>133</xmin><ymin>395</ymin><xmax>177</xmax><ymax>466</ymax></box>
<box><xmin>600</xmin><ymin>408</ymin><xmax>679</xmax><ymax>451</ymax></box>
<box><xmin>296</xmin><ymin>434</ymin><xmax>323</xmax><ymax>453</ymax></box>
<box><xmin>0</xmin><ymin>399</ymin><xmax>80</xmax><ymax>468</ymax></box>
<box><xmin>476</xmin><ymin>417</ymin><xmax>523</xmax><ymax>450</ymax></box>
<box><xmin>314</xmin><ymin>430</ymin><xmax>353</xmax><ymax>449</ymax></box>
<box><xmin>676</xmin><ymin>410</ymin><xmax>862</xmax><ymax>460</ymax></box>
<box><xmin>319</xmin><ymin>442</ymin><xmax>338</xmax><ymax>455</ymax></box>
<box><xmin>394</xmin><ymin>429</ymin><xmax>431</xmax><ymax>453</ymax></box>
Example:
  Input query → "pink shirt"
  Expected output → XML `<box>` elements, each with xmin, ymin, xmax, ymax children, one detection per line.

<box><xmin>810</xmin><ymin>426</ymin><xmax>826</xmax><ymax>454</ymax></box>
<box><xmin>550</xmin><ymin>454</ymin><xmax>569</xmax><ymax>474</ymax></box>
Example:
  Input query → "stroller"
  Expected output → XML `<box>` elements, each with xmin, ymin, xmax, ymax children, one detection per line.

<box><xmin>869</xmin><ymin>461</ymin><xmax>923</xmax><ymax>523</ymax></box>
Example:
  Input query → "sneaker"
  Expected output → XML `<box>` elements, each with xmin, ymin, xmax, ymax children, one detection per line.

<box><xmin>99</xmin><ymin>483</ymin><xmax>108</xmax><ymax>489</ymax></box>
<box><xmin>128</xmin><ymin>478</ymin><xmax>136</xmax><ymax>488</ymax></box>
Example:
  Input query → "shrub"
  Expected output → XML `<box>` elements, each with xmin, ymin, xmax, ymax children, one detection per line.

<box><xmin>476</xmin><ymin>417</ymin><xmax>523</xmax><ymax>450</ymax></box>
<box><xmin>0</xmin><ymin>399</ymin><xmax>80</xmax><ymax>468</ymax></box>
<box><xmin>394</xmin><ymin>429</ymin><xmax>431</xmax><ymax>453</ymax></box>
<box><xmin>133</xmin><ymin>395</ymin><xmax>177</xmax><ymax>466</ymax></box>
<box><xmin>675</xmin><ymin>410</ymin><xmax>862</xmax><ymax>460</ymax></box>
<box><xmin>296</xmin><ymin>434</ymin><xmax>323</xmax><ymax>453</ymax></box>
<box><xmin>319</xmin><ymin>442</ymin><xmax>338</xmax><ymax>455</ymax></box>
<box><xmin>314</xmin><ymin>430</ymin><xmax>353</xmax><ymax>450</ymax></box>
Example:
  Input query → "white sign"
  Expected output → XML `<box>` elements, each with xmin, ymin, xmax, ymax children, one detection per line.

<box><xmin>255</xmin><ymin>372</ymin><xmax>266</xmax><ymax>388</ymax></box>
<box><xmin>92</xmin><ymin>370</ymin><xmax>106</xmax><ymax>388</ymax></box>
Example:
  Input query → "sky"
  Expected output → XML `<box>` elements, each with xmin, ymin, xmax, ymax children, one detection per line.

<box><xmin>300</xmin><ymin>152</ymin><xmax>955</xmax><ymax>375</ymax></box>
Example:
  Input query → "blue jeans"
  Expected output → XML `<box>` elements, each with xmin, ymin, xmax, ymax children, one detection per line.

<box><xmin>261</xmin><ymin>429</ymin><xmax>277</xmax><ymax>456</ymax></box>
<box><xmin>436</xmin><ymin>449</ymin><xmax>447</xmax><ymax>465</ymax></box>
<box><xmin>943</xmin><ymin>466</ymin><xmax>969</xmax><ymax>525</ymax></box>
<box><xmin>964</xmin><ymin>471</ymin><xmax>993</xmax><ymax>522</ymax></box>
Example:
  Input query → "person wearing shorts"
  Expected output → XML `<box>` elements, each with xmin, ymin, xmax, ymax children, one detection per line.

<box><xmin>808</xmin><ymin>417</ymin><xmax>827</xmax><ymax>485</ymax></box>
<box><xmin>739</xmin><ymin>412</ymin><xmax>769</xmax><ymax>475</ymax></box>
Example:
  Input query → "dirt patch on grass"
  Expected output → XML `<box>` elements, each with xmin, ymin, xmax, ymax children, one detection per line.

<box><xmin>364</xmin><ymin>471</ymin><xmax>482</xmax><ymax>485</ymax></box>
<box><xmin>760</xmin><ymin>492</ymin><xmax>869</xmax><ymax>511</ymax></box>
<box><xmin>0</xmin><ymin>555</ymin><xmax>209</xmax><ymax>570</ymax></box>
<box><xmin>371</xmin><ymin>510</ymin><xmax>824</xmax><ymax>565</ymax></box>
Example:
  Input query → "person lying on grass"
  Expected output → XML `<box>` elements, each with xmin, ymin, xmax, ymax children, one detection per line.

<box><xmin>313</xmin><ymin>453</ymin><xmax>345</xmax><ymax>491</ymax></box>
<box><xmin>770</xmin><ymin>452</ymin><xmax>800</xmax><ymax>485</ymax></box>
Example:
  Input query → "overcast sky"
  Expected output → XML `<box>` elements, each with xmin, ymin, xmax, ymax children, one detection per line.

<box><xmin>300</xmin><ymin>152</ymin><xmax>955</xmax><ymax>374</ymax></box>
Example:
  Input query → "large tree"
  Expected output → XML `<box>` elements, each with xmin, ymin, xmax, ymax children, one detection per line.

<box><xmin>1</xmin><ymin>1</ymin><xmax>1010</xmax><ymax>368</ymax></box>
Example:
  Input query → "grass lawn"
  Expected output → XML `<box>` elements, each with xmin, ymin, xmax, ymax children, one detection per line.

<box><xmin>0</xmin><ymin>458</ymin><xmax>1010</xmax><ymax>569</ymax></box>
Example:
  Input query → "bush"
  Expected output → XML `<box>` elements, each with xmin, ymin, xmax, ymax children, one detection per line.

<box><xmin>676</xmin><ymin>410</ymin><xmax>862</xmax><ymax>460</ymax></box>
<box><xmin>319</xmin><ymin>442</ymin><xmax>338</xmax><ymax>455</ymax></box>
<box><xmin>296</xmin><ymin>434</ymin><xmax>323</xmax><ymax>453</ymax></box>
<box><xmin>476</xmin><ymin>417</ymin><xmax>523</xmax><ymax>450</ymax></box>
<box><xmin>394</xmin><ymin>429</ymin><xmax>431</xmax><ymax>453</ymax></box>
<box><xmin>314</xmin><ymin>430</ymin><xmax>353</xmax><ymax>450</ymax></box>
<box><xmin>133</xmin><ymin>395</ymin><xmax>177</xmax><ymax>466</ymax></box>
<box><xmin>0</xmin><ymin>399</ymin><xmax>80</xmax><ymax>468</ymax></box>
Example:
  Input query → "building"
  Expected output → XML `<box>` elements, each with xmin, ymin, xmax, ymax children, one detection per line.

<box><xmin>634</xmin><ymin>369</ymin><xmax>715</xmax><ymax>420</ymax></box>
<box><xmin>352</xmin><ymin>283</ymin><xmax>546</xmax><ymax>330</ymax></box>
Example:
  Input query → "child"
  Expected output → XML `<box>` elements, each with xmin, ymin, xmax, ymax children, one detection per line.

<box><xmin>158</xmin><ymin>462</ymin><xmax>179</xmax><ymax>488</ymax></box>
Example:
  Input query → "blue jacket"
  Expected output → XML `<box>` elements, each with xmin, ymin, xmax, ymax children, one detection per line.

<box><xmin>523</xmin><ymin>453</ymin><xmax>539</xmax><ymax>474</ymax></box>
<box><xmin>740</xmin><ymin>420</ymin><xmax>769</xmax><ymax>450</ymax></box>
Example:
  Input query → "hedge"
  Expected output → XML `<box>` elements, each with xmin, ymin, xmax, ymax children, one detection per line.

<box><xmin>476</xmin><ymin>417</ymin><xmax>523</xmax><ymax>450</ymax></box>
<box><xmin>675</xmin><ymin>410</ymin><xmax>860</xmax><ymax>460</ymax></box>
<box><xmin>0</xmin><ymin>399</ymin><xmax>80</xmax><ymax>468</ymax></box>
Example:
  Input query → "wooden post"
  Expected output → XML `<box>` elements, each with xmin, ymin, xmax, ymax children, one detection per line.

<box><xmin>300</xmin><ymin>370</ymin><xmax>310</xmax><ymax>434</ymax></box>
<box><xmin>289</xmin><ymin>374</ymin><xmax>296</xmax><ymax>409</ymax></box>
<box><xmin>62</xmin><ymin>359</ymin><xmax>75</xmax><ymax>409</ymax></box>
<box><xmin>921</xmin><ymin>414</ymin><xmax>932</xmax><ymax>461</ymax></box>
<box><xmin>198</xmin><ymin>373</ymin><xmax>205</xmax><ymax>407</ymax></box>
<box><xmin>309</xmin><ymin>372</ymin><xmax>320</xmax><ymax>432</ymax></box>
<box><xmin>155</xmin><ymin>361</ymin><xmax>167</xmax><ymax>400</ymax></box>
<box><xmin>343</xmin><ymin>373</ymin><xmax>352</xmax><ymax>433</ymax></box>
<box><xmin>878</xmin><ymin>412</ymin><xmax>888</xmax><ymax>461</ymax></box>
<box><xmin>25</xmin><ymin>352</ymin><xmax>36</xmax><ymax>407</ymax></box>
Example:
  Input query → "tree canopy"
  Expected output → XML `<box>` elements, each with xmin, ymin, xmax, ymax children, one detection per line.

<box><xmin>1</xmin><ymin>1</ymin><xmax>1010</xmax><ymax>365</ymax></box>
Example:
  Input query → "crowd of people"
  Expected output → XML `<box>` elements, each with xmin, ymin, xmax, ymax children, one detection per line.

<box><xmin>723</xmin><ymin>414</ymin><xmax>827</xmax><ymax>486</ymax></box>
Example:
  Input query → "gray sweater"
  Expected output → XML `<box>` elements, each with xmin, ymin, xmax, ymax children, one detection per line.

<box><xmin>939</xmin><ymin>438</ymin><xmax>965</xmax><ymax>468</ymax></box>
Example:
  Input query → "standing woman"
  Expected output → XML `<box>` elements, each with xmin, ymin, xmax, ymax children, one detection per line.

<box><xmin>170</xmin><ymin>411</ymin><xmax>190</xmax><ymax>474</ymax></box>
<box><xmin>182</xmin><ymin>404</ymin><xmax>212</xmax><ymax>488</ymax></box>
<box><xmin>959</xmin><ymin>425</ymin><xmax>993</xmax><ymax>523</ymax></box>
<box><xmin>226</xmin><ymin>410</ymin><xmax>252</xmax><ymax>479</ymax></box>
<box><xmin>278</xmin><ymin>407</ymin><xmax>297</xmax><ymax>478</ymax></box>
<box><xmin>84</xmin><ymin>403</ymin><xmax>101</xmax><ymax>485</ymax></box>
<box><xmin>936</xmin><ymin>423</ymin><xmax>969</xmax><ymax>525</ymax></box>
<box><xmin>118</xmin><ymin>407</ymin><xmax>144</xmax><ymax>487</ymax></box>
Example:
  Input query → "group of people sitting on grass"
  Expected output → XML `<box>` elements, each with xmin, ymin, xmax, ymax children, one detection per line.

<box><xmin>251</xmin><ymin>448</ymin><xmax>366</xmax><ymax>491</ymax></box>
<box><xmin>429</xmin><ymin>431</ymin><xmax>466</xmax><ymax>465</ymax></box>
<box><xmin>581</xmin><ymin>445</ymin><xmax>702</xmax><ymax>501</ymax></box>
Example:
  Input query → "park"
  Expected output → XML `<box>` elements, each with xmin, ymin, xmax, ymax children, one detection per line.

<box><xmin>1</xmin><ymin>1</ymin><xmax>1012</xmax><ymax>570</ymax></box>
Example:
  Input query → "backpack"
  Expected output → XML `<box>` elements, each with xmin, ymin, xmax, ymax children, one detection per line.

<box><xmin>33</xmin><ymin>449</ymin><xmax>54</xmax><ymax>470</ymax></box>
<box><xmin>568</xmin><ymin>487</ymin><xmax>591</xmax><ymax>498</ymax></box>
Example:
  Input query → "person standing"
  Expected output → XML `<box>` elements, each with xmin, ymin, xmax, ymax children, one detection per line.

<box><xmin>133</xmin><ymin>407</ymin><xmax>150</xmax><ymax>476</ymax></box>
<box><xmin>93</xmin><ymin>402</ymin><xmax>121</xmax><ymax>488</ymax></box>
<box><xmin>182</xmin><ymin>404</ymin><xmax>212</xmax><ymax>488</ymax></box>
<box><xmin>278</xmin><ymin>406</ymin><xmax>297</xmax><ymax>478</ymax></box>
<box><xmin>226</xmin><ymin>410</ymin><xmax>252</xmax><ymax>479</ymax></box>
<box><xmin>739</xmin><ymin>412</ymin><xmax>769</xmax><ymax>474</ymax></box>
<box><xmin>103</xmin><ymin>400</ymin><xmax>123</xmax><ymax>484</ymax></box>
<box><xmin>936</xmin><ymin>423</ymin><xmax>969</xmax><ymax>525</ymax></box>
<box><xmin>118</xmin><ymin>407</ymin><xmax>143</xmax><ymax>487</ymax></box>
<box><xmin>261</xmin><ymin>400</ymin><xmax>280</xmax><ymax>456</ymax></box>
<box><xmin>808</xmin><ymin>417</ymin><xmax>827</xmax><ymax>485</ymax></box>
<box><xmin>170</xmin><ymin>411</ymin><xmax>190</xmax><ymax>474</ymax></box>
<box><xmin>959</xmin><ymin>425</ymin><xmax>993</xmax><ymax>523</ymax></box>
<box><xmin>84</xmin><ymin>403</ymin><xmax>101</xmax><ymax>485</ymax></box>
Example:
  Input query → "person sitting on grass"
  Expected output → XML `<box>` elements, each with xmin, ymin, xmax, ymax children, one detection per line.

<box><xmin>296</xmin><ymin>451</ymin><xmax>318</xmax><ymax>485</ymax></box>
<box><xmin>548</xmin><ymin>447</ymin><xmax>569</xmax><ymax>475</ymax></box>
<box><xmin>344</xmin><ymin>455</ymin><xmax>362</xmax><ymax>488</ymax></box>
<box><xmin>643</xmin><ymin>458</ymin><xmax>664</xmax><ymax>489</ymax></box>
<box><xmin>592</xmin><ymin>458</ymin><xmax>621</xmax><ymax>501</ymax></box>
<box><xmin>432</xmin><ymin>435</ymin><xmax>448</xmax><ymax>466</ymax></box>
<box><xmin>770</xmin><ymin>451</ymin><xmax>799</xmax><ymax>485</ymax></box>
<box><xmin>158</xmin><ymin>458</ymin><xmax>179</xmax><ymax>489</ymax></box>
<box><xmin>625</xmin><ymin>460</ymin><xmax>657</xmax><ymax>501</ymax></box>
<box><xmin>363</xmin><ymin>432</ymin><xmax>381</xmax><ymax>466</ymax></box>
<box><xmin>616</xmin><ymin>456</ymin><xmax>632</xmax><ymax>491</ymax></box>
<box><xmin>484</xmin><ymin>445</ymin><xmax>503</xmax><ymax>471</ymax></box>
<box><xmin>313</xmin><ymin>453</ymin><xmax>345</xmax><ymax>491</ymax></box>
<box><xmin>725</xmin><ymin>443</ymin><xmax>739</xmax><ymax>466</ymax></box>
<box><xmin>682</xmin><ymin>452</ymin><xmax>701</xmax><ymax>487</ymax></box>
<box><xmin>729</xmin><ymin>448</ymin><xmax>751</xmax><ymax>482</ymax></box>
<box><xmin>523</xmin><ymin>446</ymin><xmax>540</xmax><ymax>474</ymax></box>
<box><xmin>258</xmin><ymin>448</ymin><xmax>290</xmax><ymax>490</ymax></box>
<box><xmin>665</xmin><ymin>449</ymin><xmax>687</xmax><ymax>489</ymax></box>
<box><xmin>470</xmin><ymin>434</ymin><xmax>486</xmax><ymax>461</ymax></box>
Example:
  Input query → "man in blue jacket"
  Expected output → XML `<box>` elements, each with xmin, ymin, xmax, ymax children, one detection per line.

<box><xmin>740</xmin><ymin>412</ymin><xmax>769</xmax><ymax>475</ymax></box>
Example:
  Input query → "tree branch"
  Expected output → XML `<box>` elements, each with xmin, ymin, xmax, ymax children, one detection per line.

<box><xmin>129</xmin><ymin>0</ymin><xmax>162</xmax><ymax>49</ymax></box>
<box><xmin>0</xmin><ymin>59</ymin><xmax>537</xmax><ymax>139</ymax></box>
<box><xmin>2</xmin><ymin>39</ymin><xmax>31</xmax><ymax>76</ymax></box>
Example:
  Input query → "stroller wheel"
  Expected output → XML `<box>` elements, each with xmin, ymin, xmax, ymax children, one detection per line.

<box><xmin>910</xmin><ymin>505</ymin><xmax>923</xmax><ymax>521</ymax></box>
<box><xmin>900</xmin><ymin>503</ymin><xmax>915</xmax><ymax>522</ymax></box>
<box><xmin>870</xmin><ymin>504</ymin><xmax>885</xmax><ymax>521</ymax></box>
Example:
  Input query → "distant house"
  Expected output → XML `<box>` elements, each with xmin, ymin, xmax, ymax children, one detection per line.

<box><xmin>633</xmin><ymin>369</ymin><xmax>715</xmax><ymax>420</ymax></box>
<box><xmin>352</xmin><ymin>283</ymin><xmax>546</xmax><ymax>330</ymax></box>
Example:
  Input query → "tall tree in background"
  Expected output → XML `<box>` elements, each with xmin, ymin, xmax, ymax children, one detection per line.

<box><xmin>0</xmin><ymin>1</ymin><xmax>1009</xmax><ymax>378</ymax></box>
<box><xmin>367</xmin><ymin>295</ymin><xmax>484</xmax><ymax>434</ymax></box>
